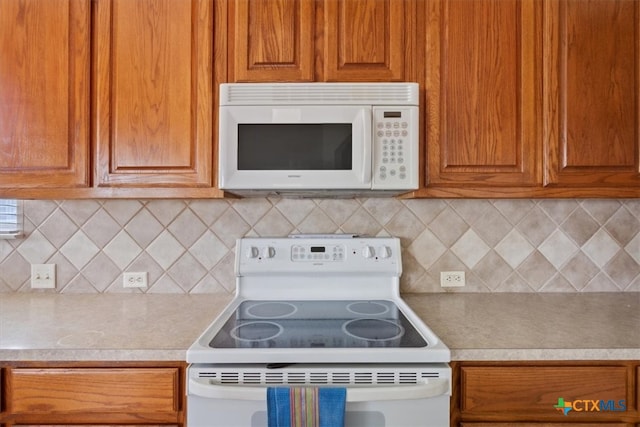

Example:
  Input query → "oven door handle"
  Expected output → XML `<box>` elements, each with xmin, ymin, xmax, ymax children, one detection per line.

<box><xmin>188</xmin><ymin>378</ymin><xmax>449</xmax><ymax>402</ymax></box>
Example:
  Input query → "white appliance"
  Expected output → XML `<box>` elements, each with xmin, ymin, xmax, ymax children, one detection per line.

<box><xmin>218</xmin><ymin>83</ymin><xmax>419</xmax><ymax>197</ymax></box>
<box><xmin>186</xmin><ymin>235</ymin><xmax>451</xmax><ymax>427</ymax></box>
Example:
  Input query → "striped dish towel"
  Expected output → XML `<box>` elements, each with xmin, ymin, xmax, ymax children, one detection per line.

<box><xmin>267</xmin><ymin>387</ymin><xmax>346</xmax><ymax>427</ymax></box>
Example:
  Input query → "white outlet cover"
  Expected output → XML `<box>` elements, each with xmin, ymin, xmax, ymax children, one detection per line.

<box><xmin>440</xmin><ymin>271</ymin><xmax>465</xmax><ymax>287</ymax></box>
<box><xmin>123</xmin><ymin>272</ymin><xmax>148</xmax><ymax>288</ymax></box>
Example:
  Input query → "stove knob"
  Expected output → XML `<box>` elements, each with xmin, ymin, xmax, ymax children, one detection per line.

<box><xmin>378</xmin><ymin>245</ymin><xmax>392</xmax><ymax>258</ymax></box>
<box><xmin>245</xmin><ymin>246</ymin><xmax>259</xmax><ymax>259</ymax></box>
<box><xmin>261</xmin><ymin>246</ymin><xmax>275</xmax><ymax>259</ymax></box>
<box><xmin>362</xmin><ymin>245</ymin><xmax>375</xmax><ymax>258</ymax></box>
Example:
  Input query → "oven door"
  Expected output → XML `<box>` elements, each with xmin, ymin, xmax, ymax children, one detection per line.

<box><xmin>187</xmin><ymin>364</ymin><xmax>450</xmax><ymax>427</ymax></box>
<box><xmin>218</xmin><ymin>105</ymin><xmax>371</xmax><ymax>191</ymax></box>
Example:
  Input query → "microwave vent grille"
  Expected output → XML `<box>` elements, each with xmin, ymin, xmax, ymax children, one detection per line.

<box><xmin>221</xmin><ymin>83</ymin><xmax>418</xmax><ymax>105</ymax></box>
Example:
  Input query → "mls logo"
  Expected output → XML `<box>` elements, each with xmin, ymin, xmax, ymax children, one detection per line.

<box><xmin>554</xmin><ymin>397</ymin><xmax>626</xmax><ymax>415</ymax></box>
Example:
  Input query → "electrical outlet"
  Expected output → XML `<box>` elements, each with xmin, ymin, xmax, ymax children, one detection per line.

<box><xmin>31</xmin><ymin>264</ymin><xmax>56</xmax><ymax>289</ymax></box>
<box><xmin>123</xmin><ymin>272</ymin><xmax>148</xmax><ymax>288</ymax></box>
<box><xmin>440</xmin><ymin>271</ymin><xmax>465</xmax><ymax>287</ymax></box>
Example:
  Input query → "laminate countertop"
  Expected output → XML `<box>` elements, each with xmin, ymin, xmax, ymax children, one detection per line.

<box><xmin>0</xmin><ymin>293</ymin><xmax>638</xmax><ymax>362</ymax></box>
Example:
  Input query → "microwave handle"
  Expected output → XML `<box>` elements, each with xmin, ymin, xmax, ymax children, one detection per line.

<box><xmin>188</xmin><ymin>377</ymin><xmax>449</xmax><ymax>402</ymax></box>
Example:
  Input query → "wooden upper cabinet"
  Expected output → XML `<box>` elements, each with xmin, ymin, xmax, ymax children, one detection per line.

<box><xmin>424</xmin><ymin>0</ymin><xmax>541</xmax><ymax>194</ymax></box>
<box><xmin>0</xmin><ymin>0</ymin><xmax>90</xmax><ymax>189</ymax></box>
<box><xmin>544</xmin><ymin>0</ymin><xmax>640</xmax><ymax>189</ymax></box>
<box><xmin>323</xmin><ymin>0</ymin><xmax>406</xmax><ymax>81</ymax></box>
<box><xmin>93</xmin><ymin>0</ymin><xmax>213</xmax><ymax>188</ymax></box>
<box><xmin>229</xmin><ymin>0</ymin><xmax>315</xmax><ymax>81</ymax></box>
<box><xmin>230</xmin><ymin>0</ymin><xmax>411</xmax><ymax>82</ymax></box>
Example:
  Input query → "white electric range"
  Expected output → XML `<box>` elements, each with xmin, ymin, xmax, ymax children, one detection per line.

<box><xmin>186</xmin><ymin>235</ymin><xmax>450</xmax><ymax>427</ymax></box>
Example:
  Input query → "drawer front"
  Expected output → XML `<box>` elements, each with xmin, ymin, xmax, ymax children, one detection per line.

<box><xmin>461</xmin><ymin>424</ymin><xmax>630</xmax><ymax>427</ymax></box>
<box><xmin>10</xmin><ymin>368</ymin><xmax>179</xmax><ymax>415</ymax></box>
<box><xmin>461</xmin><ymin>366</ymin><xmax>628</xmax><ymax>416</ymax></box>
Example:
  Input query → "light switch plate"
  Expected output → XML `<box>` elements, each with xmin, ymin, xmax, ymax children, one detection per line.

<box><xmin>31</xmin><ymin>264</ymin><xmax>56</xmax><ymax>289</ymax></box>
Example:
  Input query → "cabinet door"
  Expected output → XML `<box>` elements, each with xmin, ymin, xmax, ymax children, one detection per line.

<box><xmin>323</xmin><ymin>0</ymin><xmax>406</xmax><ymax>81</ymax></box>
<box><xmin>0</xmin><ymin>0</ymin><xmax>90</xmax><ymax>189</ymax></box>
<box><xmin>460</xmin><ymin>366</ymin><xmax>628</xmax><ymax>418</ymax></box>
<box><xmin>544</xmin><ymin>0</ymin><xmax>639</xmax><ymax>189</ymax></box>
<box><xmin>93</xmin><ymin>0</ymin><xmax>212</xmax><ymax>188</ymax></box>
<box><xmin>424</xmin><ymin>0</ymin><xmax>541</xmax><ymax>193</ymax></box>
<box><xmin>230</xmin><ymin>0</ymin><xmax>314</xmax><ymax>82</ymax></box>
<box><xmin>8</xmin><ymin>367</ymin><xmax>180</xmax><ymax>424</ymax></box>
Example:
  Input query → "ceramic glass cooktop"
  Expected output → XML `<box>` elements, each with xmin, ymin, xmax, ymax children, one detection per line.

<box><xmin>208</xmin><ymin>300</ymin><xmax>428</xmax><ymax>349</ymax></box>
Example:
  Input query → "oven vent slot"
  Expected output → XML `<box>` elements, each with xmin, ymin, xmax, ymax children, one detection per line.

<box><xmin>220</xmin><ymin>373</ymin><xmax>240</xmax><ymax>383</ymax></box>
<box><xmin>376</xmin><ymin>373</ymin><xmax>396</xmax><ymax>384</ymax></box>
<box><xmin>399</xmin><ymin>373</ymin><xmax>418</xmax><ymax>384</ymax></box>
<box><xmin>265</xmin><ymin>372</ymin><xmax>285</xmax><ymax>384</ymax></box>
<box><xmin>421</xmin><ymin>372</ymin><xmax>440</xmax><ymax>379</ymax></box>
<box><xmin>354</xmin><ymin>373</ymin><xmax>373</xmax><ymax>384</ymax></box>
<box><xmin>241</xmin><ymin>372</ymin><xmax>263</xmax><ymax>384</ymax></box>
<box><xmin>330</xmin><ymin>373</ymin><xmax>352</xmax><ymax>384</ymax></box>
<box><xmin>309</xmin><ymin>373</ymin><xmax>329</xmax><ymax>384</ymax></box>
<box><xmin>287</xmin><ymin>373</ymin><xmax>307</xmax><ymax>384</ymax></box>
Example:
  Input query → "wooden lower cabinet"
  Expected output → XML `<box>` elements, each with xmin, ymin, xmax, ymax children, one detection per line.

<box><xmin>0</xmin><ymin>362</ymin><xmax>185</xmax><ymax>427</ymax></box>
<box><xmin>452</xmin><ymin>361</ymin><xmax>640</xmax><ymax>427</ymax></box>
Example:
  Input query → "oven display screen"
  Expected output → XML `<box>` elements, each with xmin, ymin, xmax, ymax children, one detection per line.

<box><xmin>208</xmin><ymin>300</ymin><xmax>428</xmax><ymax>349</ymax></box>
<box><xmin>310</xmin><ymin>246</ymin><xmax>325</xmax><ymax>253</ymax></box>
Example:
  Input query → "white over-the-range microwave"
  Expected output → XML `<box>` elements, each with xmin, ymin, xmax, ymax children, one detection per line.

<box><xmin>218</xmin><ymin>82</ymin><xmax>419</xmax><ymax>197</ymax></box>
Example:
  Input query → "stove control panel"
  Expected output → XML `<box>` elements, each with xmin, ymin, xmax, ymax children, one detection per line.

<box><xmin>292</xmin><ymin>244</ymin><xmax>345</xmax><ymax>262</ymax></box>
<box><xmin>236</xmin><ymin>237</ymin><xmax>402</xmax><ymax>274</ymax></box>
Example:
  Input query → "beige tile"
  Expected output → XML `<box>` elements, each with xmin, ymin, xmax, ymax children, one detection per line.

<box><xmin>560</xmin><ymin>207</ymin><xmax>600</xmax><ymax>246</ymax></box>
<box><xmin>451</xmin><ymin>229</ymin><xmax>490</xmax><ymax>269</ymax></box>
<box><xmin>429</xmin><ymin>207</ymin><xmax>468</xmax><ymax>247</ymax></box>
<box><xmin>145</xmin><ymin>230</ymin><xmax>184</xmax><ymax>270</ymax></box>
<box><xmin>560</xmin><ymin>251</ymin><xmax>599</xmax><ymax>290</ymax></box>
<box><xmin>168</xmin><ymin>208</ymin><xmax>207</xmax><ymax>248</ymax></box>
<box><xmin>103</xmin><ymin>231</ymin><xmax>142</xmax><ymax>269</ymax></box>
<box><xmin>605</xmin><ymin>206</ymin><xmax>640</xmax><ymax>246</ymax></box>
<box><xmin>253</xmin><ymin>208</ymin><xmax>295</xmax><ymax>237</ymax></box>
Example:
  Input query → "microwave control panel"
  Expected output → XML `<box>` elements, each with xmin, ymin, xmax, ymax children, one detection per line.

<box><xmin>372</xmin><ymin>106</ymin><xmax>418</xmax><ymax>190</ymax></box>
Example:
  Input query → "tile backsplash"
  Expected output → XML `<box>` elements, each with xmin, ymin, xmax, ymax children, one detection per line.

<box><xmin>1</xmin><ymin>198</ymin><xmax>638</xmax><ymax>294</ymax></box>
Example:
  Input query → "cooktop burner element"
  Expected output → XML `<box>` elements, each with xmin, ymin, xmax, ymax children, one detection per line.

<box><xmin>342</xmin><ymin>318</ymin><xmax>405</xmax><ymax>342</ymax></box>
<box><xmin>347</xmin><ymin>301</ymin><xmax>389</xmax><ymax>315</ymax></box>
<box><xmin>186</xmin><ymin>236</ymin><xmax>450</xmax><ymax>364</ymax></box>
<box><xmin>230</xmin><ymin>321</ymin><xmax>283</xmax><ymax>343</ymax></box>
<box><xmin>245</xmin><ymin>301</ymin><xmax>297</xmax><ymax>318</ymax></box>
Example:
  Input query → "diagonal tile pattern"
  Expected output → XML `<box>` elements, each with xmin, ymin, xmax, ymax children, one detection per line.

<box><xmin>0</xmin><ymin>199</ymin><xmax>639</xmax><ymax>294</ymax></box>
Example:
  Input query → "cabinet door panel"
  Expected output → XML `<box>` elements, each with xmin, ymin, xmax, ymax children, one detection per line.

<box><xmin>0</xmin><ymin>0</ymin><xmax>90</xmax><ymax>188</ymax></box>
<box><xmin>426</xmin><ymin>0</ymin><xmax>540</xmax><ymax>187</ymax></box>
<box><xmin>461</xmin><ymin>366</ymin><xmax>628</xmax><ymax>417</ymax></box>
<box><xmin>231</xmin><ymin>0</ymin><xmax>314</xmax><ymax>81</ymax></box>
<box><xmin>324</xmin><ymin>0</ymin><xmax>404</xmax><ymax>81</ymax></box>
<box><xmin>544</xmin><ymin>0</ymin><xmax>640</xmax><ymax>186</ymax></box>
<box><xmin>10</xmin><ymin>368</ymin><xmax>179</xmax><ymax>415</ymax></box>
<box><xmin>94</xmin><ymin>0</ymin><xmax>212</xmax><ymax>187</ymax></box>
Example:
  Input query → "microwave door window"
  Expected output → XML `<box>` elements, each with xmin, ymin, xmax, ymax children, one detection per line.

<box><xmin>237</xmin><ymin>124</ymin><xmax>352</xmax><ymax>170</ymax></box>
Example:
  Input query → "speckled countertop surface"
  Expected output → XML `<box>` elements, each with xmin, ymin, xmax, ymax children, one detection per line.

<box><xmin>0</xmin><ymin>294</ymin><xmax>233</xmax><ymax>361</ymax></box>
<box><xmin>0</xmin><ymin>293</ymin><xmax>638</xmax><ymax>362</ymax></box>
<box><xmin>403</xmin><ymin>293</ymin><xmax>640</xmax><ymax>361</ymax></box>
